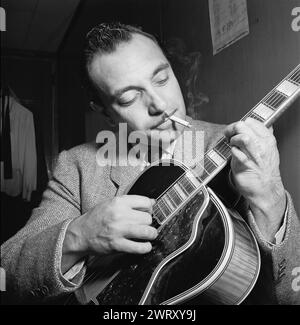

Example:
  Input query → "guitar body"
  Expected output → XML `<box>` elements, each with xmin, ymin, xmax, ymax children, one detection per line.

<box><xmin>66</xmin><ymin>64</ymin><xmax>299</xmax><ymax>305</ymax></box>
<box><xmin>69</xmin><ymin>160</ymin><xmax>260</xmax><ymax>305</ymax></box>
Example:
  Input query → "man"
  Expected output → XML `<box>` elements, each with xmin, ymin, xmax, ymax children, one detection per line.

<box><xmin>1</xmin><ymin>22</ymin><xmax>299</xmax><ymax>304</ymax></box>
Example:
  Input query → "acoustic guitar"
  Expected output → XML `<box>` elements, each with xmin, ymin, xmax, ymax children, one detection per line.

<box><xmin>66</xmin><ymin>64</ymin><xmax>300</xmax><ymax>305</ymax></box>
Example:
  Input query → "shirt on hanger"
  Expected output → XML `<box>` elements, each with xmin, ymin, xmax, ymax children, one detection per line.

<box><xmin>0</xmin><ymin>96</ymin><xmax>37</xmax><ymax>201</ymax></box>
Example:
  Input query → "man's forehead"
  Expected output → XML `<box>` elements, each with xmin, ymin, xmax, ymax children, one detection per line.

<box><xmin>89</xmin><ymin>34</ymin><xmax>168</xmax><ymax>92</ymax></box>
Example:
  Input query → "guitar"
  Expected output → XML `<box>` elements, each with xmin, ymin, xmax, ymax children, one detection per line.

<box><xmin>66</xmin><ymin>64</ymin><xmax>300</xmax><ymax>305</ymax></box>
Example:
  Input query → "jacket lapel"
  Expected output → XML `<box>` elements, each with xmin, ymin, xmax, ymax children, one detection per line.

<box><xmin>110</xmin><ymin>163</ymin><xmax>142</xmax><ymax>195</ymax></box>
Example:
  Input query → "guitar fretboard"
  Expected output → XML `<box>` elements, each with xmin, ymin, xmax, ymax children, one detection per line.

<box><xmin>153</xmin><ymin>65</ymin><xmax>300</xmax><ymax>226</ymax></box>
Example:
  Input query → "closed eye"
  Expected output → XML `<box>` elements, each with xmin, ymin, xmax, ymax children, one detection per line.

<box><xmin>155</xmin><ymin>76</ymin><xmax>169</xmax><ymax>85</ymax></box>
<box><xmin>117</xmin><ymin>90</ymin><xmax>140</xmax><ymax>106</ymax></box>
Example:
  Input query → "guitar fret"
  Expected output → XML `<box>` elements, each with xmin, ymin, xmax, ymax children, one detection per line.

<box><xmin>187</xmin><ymin>171</ymin><xmax>201</xmax><ymax>185</ymax></box>
<box><xmin>263</xmin><ymin>90</ymin><xmax>287</xmax><ymax>109</ymax></box>
<box><xmin>177</xmin><ymin>179</ymin><xmax>190</xmax><ymax>196</ymax></box>
<box><xmin>253</xmin><ymin>103</ymin><xmax>274</xmax><ymax>120</ymax></box>
<box><xmin>215</xmin><ymin>140</ymin><xmax>232</xmax><ymax>160</ymax></box>
<box><xmin>276</xmin><ymin>80</ymin><xmax>299</xmax><ymax>97</ymax></box>
<box><xmin>154</xmin><ymin>65</ymin><xmax>300</xmax><ymax>225</ymax></box>
<box><xmin>197</xmin><ymin>163</ymin><xmax>211</xmax><ymax>181</ymax></box>
<box><xmin>165</xmin><ymin>192</ymin><xmax>177</xmax><ymax>210</ymax></box>
<box><xmin>207</xmin><ymin>150</ymin><xmax>226</xmax><ymax>167</ymax></box>
<box><xmin>287</xmin><ymin>78</ymin><xmax>299</xmax><ymax>86</ymax></box>
<box><xmin>182</xmin><ymin>179</ymin><xmax>195</xmax><ymax>194</ymax></box>
<box><xmin>174</xmin><ymin>183</ymin><xmax>188</xmax><ymax>200</ymax></box>
<box><xmin>249</xmin><ymin>112</ymin><xmax>265</xmax><ymax>122</ymax></box>
<box><xmin>154</xmin><ymin>210</ymin><xmax>165</xmax><ymax>223</ymax></box>
<box><xmin>180</xmin><ymin>177</ymin><xmax>195</xmax><ymax>194</ymax></box>
<box><xmin>159</xmin><ymin>199</ymin><xmax>172</xmax><ymax>216</ymax></box>
<box><xmin>289</xmin><ymin>69</ymin><xmax>300</xmax><ymax>84</ymax></box>
<box><xmin>206</xmin><ymin>156</ymin><xmax>217</xmax><ymax>169</ymax></box>
<box><xmin>169</xmin><ymin>187</ymin><xmax>184</xmax><ymax>206</ymax></box>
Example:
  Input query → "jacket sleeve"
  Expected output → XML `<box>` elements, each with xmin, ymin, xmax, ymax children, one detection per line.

<box><xmin>245</xmin><ymin>191</ymin><xmax>300</xmax><ymax>305</ymax></box>
<box><xmin>1</xmin><ymin>150</ymin><xmax>87</xmax><ymax>303</ymax></box>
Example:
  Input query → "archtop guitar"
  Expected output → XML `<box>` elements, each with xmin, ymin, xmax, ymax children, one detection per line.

<box><xmin>66</xmin><ymin>64</ymin><xmax>300</xmax><ymax>305</ymax></box>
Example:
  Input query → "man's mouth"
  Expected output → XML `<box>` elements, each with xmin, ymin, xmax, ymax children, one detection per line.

<box><xmin>151</xmin><ymin>109</ymin><xmax>178</xmax><ymax>130</ymax></box>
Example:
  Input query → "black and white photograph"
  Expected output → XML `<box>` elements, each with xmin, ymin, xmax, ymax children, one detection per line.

<box><xmin>0</xmin><ymin>0</ymin><xmax>299</xmax><ymax>309</ymax></box>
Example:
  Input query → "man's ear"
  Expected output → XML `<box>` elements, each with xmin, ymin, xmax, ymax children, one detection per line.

<box><xmin>90</xmin><ymin>101</ymin><xmax>117</xmax><ymax>127</ymax></box>
<box><xmin>90</xmin><ymin>101</ymin><xmax>104</xmax><ymax>112</ymax></box>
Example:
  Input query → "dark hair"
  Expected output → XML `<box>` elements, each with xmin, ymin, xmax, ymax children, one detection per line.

<box><xmin>83</xmin><ymin>22</ymin><xmax>159</xmax><ymax>109</ymax></box>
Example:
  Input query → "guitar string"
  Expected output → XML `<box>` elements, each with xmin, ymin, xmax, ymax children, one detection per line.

<box><xmin>289</xmin><ymin>68</ymin><xmax>300</xmax><ymax>81</ymax></box>
<box><xmin>153</xmin><ymin>65</ymin><xmax>300</xmax><ymax>218</ymax></box>
<box><xmin>289</xmin><ymin>66</ymin><xmax>300</xmax><ymax>79</ymax></box>
<box><xmin>153</xmin><ymin>74</ymin><xmax>299</xmax><ymax>221</ymax></box>
<box><xmin>153</xmin><ymin>92</ymin><xmax>279</xmax><ymax>218</ymax></box>
<box><xmin>78</xmin><ymin>66</ymin><xmax>300</xmax><ymax>300</ymax></box>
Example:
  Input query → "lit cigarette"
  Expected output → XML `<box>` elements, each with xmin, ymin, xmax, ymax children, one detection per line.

<box><xmin>169</xmin><ymin>115</ymin><xmax>191</xmax><ymax>128</ymax></box>
<box><xmin>164</xmin><ymin>110</ymin><xmax>191</xmax><ymax>128</ymax></box>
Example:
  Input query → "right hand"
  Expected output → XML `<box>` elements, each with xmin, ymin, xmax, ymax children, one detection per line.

<box><xmin>67</xmin><ymin>195</ymin><xmax>158</xmax><ymax>257</ymax></box>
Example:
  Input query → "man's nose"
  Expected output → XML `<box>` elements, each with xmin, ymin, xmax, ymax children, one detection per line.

<box><xmin>148</xmin><ymin>91</ymin><xmax>167</xmax><ymax>116</ymax></box>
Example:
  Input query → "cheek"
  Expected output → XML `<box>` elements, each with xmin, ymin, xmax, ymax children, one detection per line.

<box><xmin>120</xmin><ymin>108</ymin><xmax>149</xmax><ymax>131</ymax></box>
<box><xmin>167</xmin><ymin>79</ymin><xmax>186</xmax><ymax>114</ymax></box>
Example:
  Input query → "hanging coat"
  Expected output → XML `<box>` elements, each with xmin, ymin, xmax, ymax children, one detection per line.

<box><xmin>0</xmin><ymin>96</ymin><xmax>37</xmax><ymax>201</ymax></box>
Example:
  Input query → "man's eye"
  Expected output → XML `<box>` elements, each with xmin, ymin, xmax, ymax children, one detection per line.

<box><xmin>154</xmin><ymin>72</ymin><xmax>169</xmax><ymax>85</ymax></box>
<box><xmin>156</xmin><ymin>76</ymin><xmax>169</xmax><ymax>85</ymax></box>
<box><xmin>118</xmin><ymin>91</ymin><xmax>139</xmax><ymax>106</ymax></box>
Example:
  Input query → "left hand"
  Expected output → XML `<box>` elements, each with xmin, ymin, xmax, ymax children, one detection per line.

<box><xmin>224</xmin><ymin>118</ymin><xmax>286</xmax><ymax>242</ymax></box>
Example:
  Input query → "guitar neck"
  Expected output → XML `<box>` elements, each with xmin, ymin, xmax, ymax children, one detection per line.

<box><xmin>194</xmin><ymin>64</ymin><xmax>300</xmax><ymax>185</ymax></box>
<box><xmin>152</xmin><ymin>65</ymin><xmax>300</xmax><ymax>226</ymax></box>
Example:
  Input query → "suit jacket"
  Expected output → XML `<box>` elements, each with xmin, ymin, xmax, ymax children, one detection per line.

<box><xmin>1</xmin><ymin>117</ymin><xmax>299</xmax><ymax>304</ymax></box>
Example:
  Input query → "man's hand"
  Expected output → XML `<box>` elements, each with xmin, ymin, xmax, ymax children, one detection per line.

<box><xmin>62</xmin><ymin>195</ymin><xmax>157</xmax><ymax>274</ymax></box>
<box><xmin>224</xmin><ymin>118</ymin><xmax>286</xmax><ymax>242</ymax></box>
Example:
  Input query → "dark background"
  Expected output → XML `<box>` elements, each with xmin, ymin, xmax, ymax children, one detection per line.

<box><xmin>1</xmin><ymin>0</ymin><xmax>299</xmax><ymax>241</ymax></box>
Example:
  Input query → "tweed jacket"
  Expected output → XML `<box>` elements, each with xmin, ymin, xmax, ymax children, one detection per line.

<box><xmin>1</xmin><ymin>117</ymin><xmax>300</xmax><ymax>305</ymax></box>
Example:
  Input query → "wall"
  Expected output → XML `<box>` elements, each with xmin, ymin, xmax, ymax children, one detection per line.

<box><xmin>1</xmin><ymin>55</ymin><xmax>52</xmax><ymax>240</ymax></box>
<box><xmin>63</xmin><ymin>0</ymin><xmax>299</xmax><ymax>213</ymax></box>
<box><xmin>161</xmin><ymin>0</ymin><xmax>300</xmax><ymax>213</ymax></box>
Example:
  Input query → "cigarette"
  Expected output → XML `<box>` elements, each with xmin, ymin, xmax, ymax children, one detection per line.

<box><xmin>163</xmin><ymin>109</ymin><xmax>191</xmax><ymax>128</ymax></box>
<box><xmin>169</xmin><ymin>115</ymin><xmax>191</xmax><ymax>128</ymax></box>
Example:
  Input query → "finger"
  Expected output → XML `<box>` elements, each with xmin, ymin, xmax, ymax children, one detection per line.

<box><xmin>230</xmin><ymin>134</ymin><xmax>261</xmax><ymax>165</ymax></box>
<box><xmin>114</xmin><ymin>238</ymin><xmax>153</xmax><ymax>254</ymax></box>
<box><xmin>224</xmin><ymin>121</ymin><xmax>257</xmax><ymax>141</ymax></box>
<box><xmin>123</xmin><ymin>224</ymin><xmax>158</xmax><ymax>241</ymax></box>
<box><xmin>269</xmin><ymin>125</ymin><xmax>274</xmax><ymax>133</ymax></box>
<box><xmin>231</xmin><ymin>146</ymin><xmax>250</xmax><ymax>165</ymax></box>
<box><xmin>244</xmin><ymin>117</ymin><xmax>273</xmax><ymax>137</ymax></box>
<box><xmin>126</xmin><ymin>210</ymin><xmax>153</xmax><ymax>225</ymax></box>
<box><xmin>121</xmin><ymin>195</ymin><xmax>155</xmax><ymax>213</ymax></box>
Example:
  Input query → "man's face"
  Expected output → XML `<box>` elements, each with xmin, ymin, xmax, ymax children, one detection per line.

<box><xmin>89</xmin><ymin>33</ymin><xmax>187</xmax><ymax>145</ymax></box>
